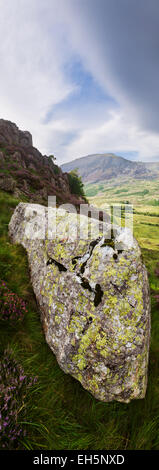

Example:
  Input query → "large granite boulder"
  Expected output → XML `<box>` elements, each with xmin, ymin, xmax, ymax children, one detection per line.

<box><xmin>9</xmin><ymin>203</ymin><xmax>151</xmax><ymax>403</ymax></box>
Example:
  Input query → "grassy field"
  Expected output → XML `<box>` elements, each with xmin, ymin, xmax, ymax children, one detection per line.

<box><xmin>85</xmin><ymin>178</ymin><xmax>159</xmax><ymax>205</ymax></box>
<box><xmin>85</xmin><ymin>178</ymin><xmax>159</xmax><ymax>250</ymax></box>
<box><xmin>0</xmin><ymin>183</ymin><xmax>159</xmax><ymax>450</ymax></box>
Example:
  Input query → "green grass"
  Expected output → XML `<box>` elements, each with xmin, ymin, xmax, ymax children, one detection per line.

<box><xmin>84</xmin><ymin>179</ymin><xmax>159</xmax><ymax>206</ymax></box>
<box><xmin>0</xmin><ymin>187</ymin><xmax>159</xmax><ymax>450</ymax></box>
<box><xmin>114</xmin><ymin>188</ymin><xmax>129</xmax><ymax>194</ymax></box>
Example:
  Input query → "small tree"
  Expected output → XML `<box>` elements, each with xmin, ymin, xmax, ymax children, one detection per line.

<box><xmin>49</xmin><ymin>154</ymin><xmax>56</xmax><ymax>162</ymax></box>
<box><xmin>68</xmin><ymin>168</ymin><xmax>86</xmax><ymax>199</ymax></box>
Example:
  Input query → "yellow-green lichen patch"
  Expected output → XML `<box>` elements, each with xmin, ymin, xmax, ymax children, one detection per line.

<box><xmin>71</xmin><ymin>321</ymin><xmax>100</xmax><ymax>370</ymax></box>
<box><xmin>54</xmin><ymin>315</ymin><xmax>61</xmax><ymax>324</ymax></box>
<box><xmin>88</xmin><ymin>375</ymin><xmax>100</xmax><ymax>393</ymax></box>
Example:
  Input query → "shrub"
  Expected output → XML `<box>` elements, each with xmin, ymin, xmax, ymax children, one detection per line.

<box><xmin>0</xmin><ymin>349</ymin><xmax>37</xmax><ymax>449</ymax></box>
<box><xmin>48</xmin><ymin>154</ymin><xmax>56</xmax><ymax>162</ymax></box>
<box><xmin>68</xmin><ymin>169</ymin><xmax>86</xmax><ymax>199</ymax></box>
<box><xmin>152</xmin><ymin>199</ymin><xmax>159</xmax><ymax>206</ymax></box>
<box><xmin>53</xmin><ymin>165</ymin><xmax>60</xmax><ymax>175</ymax></box>
<box><xmin>0</xmin><ymin>281</ymin><xmax>27</xmax><ymax>322</ymax></box>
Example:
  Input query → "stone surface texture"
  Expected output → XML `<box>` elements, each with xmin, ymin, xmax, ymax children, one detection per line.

<box><xmin>9</xmin><ymin>202</ymin><xmax>151</xmax><ymax>403</ymax></box>
<box><xmin>0</xmin><ymin>119</ymin><xmax>32</xmax><ymax>147</ymax></box>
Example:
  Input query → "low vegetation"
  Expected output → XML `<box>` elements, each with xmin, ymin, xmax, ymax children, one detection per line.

<box><xmin>0</xmin><ymin>348</ymin><xmax>37</xmax><ymax>449</ymax></box>
<box><xmin>0</xmin><ymin>183</ymin><xmax>159</xmax><ymax>450</ymax></box>
<box><xmin>68</xmin><ymin>169</ymin><xmax>87</xmax><ymax>200</ymax></box>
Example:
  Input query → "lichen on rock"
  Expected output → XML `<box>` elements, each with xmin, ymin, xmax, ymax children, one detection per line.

<box><xmin>9</xmin><ymin>202</ymin><xmax>151</xmax><ymax>403</ymax></box>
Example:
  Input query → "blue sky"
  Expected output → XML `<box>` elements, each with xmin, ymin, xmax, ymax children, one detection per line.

<box><xmin>1</xmin><ymin>0</ymin><xmax>159</xmax><ymax>163</ymax></box>
<box><xmin>44</xmin><ymin>60</ymin><xmax>117</xmax><ymax>125</ymax></box>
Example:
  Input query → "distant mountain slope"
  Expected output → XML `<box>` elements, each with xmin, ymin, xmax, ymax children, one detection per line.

<box><xmin>61</xmin><ymin>153</ymin><xmax>159</xmax><ymax>183</ymax></box>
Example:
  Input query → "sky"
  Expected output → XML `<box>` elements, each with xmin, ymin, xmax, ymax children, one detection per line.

<box><xmin>1</xmin><ymin>0</ymin><xmax>159</xmax><ymax>163</ymax></box>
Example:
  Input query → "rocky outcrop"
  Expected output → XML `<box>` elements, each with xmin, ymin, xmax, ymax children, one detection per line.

<box><xmin>0</xmin><ymin>119</ymin><xmax>86</xmax><ymax>207</ymax></box>
<box><xmin>0</xmin><ymin>119</ymin><xmax>32</xmax><ymax>147</ymax></box>
<box><xmin>9</xmin><ymin>202</ymin><xmax>151</xmax><ymax>403</ymax></box>
<box><xmin>0</xmin><ymin>176</ymin><xmax>16</xmax><ymax>192</ymax></box>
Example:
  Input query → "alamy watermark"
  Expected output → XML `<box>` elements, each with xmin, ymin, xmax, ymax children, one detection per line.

<box><xmin>23</xmin><ymin>196</ymin><xmax>134</xmax><ymax>250</ymax></box>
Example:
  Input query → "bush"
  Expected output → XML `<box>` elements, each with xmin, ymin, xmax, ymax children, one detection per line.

<box><xmin>0</xmin><ymin>349</ymin><xmax>37</xmax><ymax>449</ymax></box>
<box><xmin>53</xmin><ymin>164</ymin><xmax>60</xmax><ymax>175</ymax></box>
<box><xmin>0</xmin><ymin>281</ymin><xmax>27</xmax><ymax>322</ymax></box>
<box><xmin>152</xmin><ymin>199</ymin><xmax>159</xmax><ymax>206</ymax></box>
<box><xmin>68</xmin><ymin>169</ymin><xmax>86</xmax><ymax>199</ymax></box>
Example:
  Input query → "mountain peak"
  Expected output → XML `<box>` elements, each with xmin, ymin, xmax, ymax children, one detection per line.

<box><xmin>61</xmin><ymin>153</ymin><xmax>159</xmax><ymax>183</ymax></box>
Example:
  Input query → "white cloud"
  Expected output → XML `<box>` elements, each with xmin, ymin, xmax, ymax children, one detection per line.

<box><xmin>0</xmin><ymin>0</ymin><xmax>77</xmax><ymax>148</ymax></box>
<box><xmin>0</xmin><ymin>0</ymin><xmax>159</xmax><ymax>163</ymax></box>
<box><xmin>63</xmin><ymin>111</ymin><xmax>159</xmax><ymax>162</ymax></box>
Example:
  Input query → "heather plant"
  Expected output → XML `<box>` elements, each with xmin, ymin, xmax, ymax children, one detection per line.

<box><xmin>0</xmin><ymin>349</ymin><xmax>37</xmax><ymax>449</ymax></box>
<box><xmin>0</xmin><ymin>280</ymin><xmax>27</xmax><ymax>322</ymax></box>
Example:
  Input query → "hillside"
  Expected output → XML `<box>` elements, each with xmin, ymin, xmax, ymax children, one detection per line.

<box><xmin>0</xmin><ymin>122</ymin><xmax>159</xmax><ymax>451</ymax></box>
<box><xmin>61</xmin><ymin>153</ymin><xmax>159</xmax><ymax>183</ymax></box>
<box><xmin>0</xmin><ymin>119</ymin><xmax>86</xmax><ymax>207</ymax></box>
